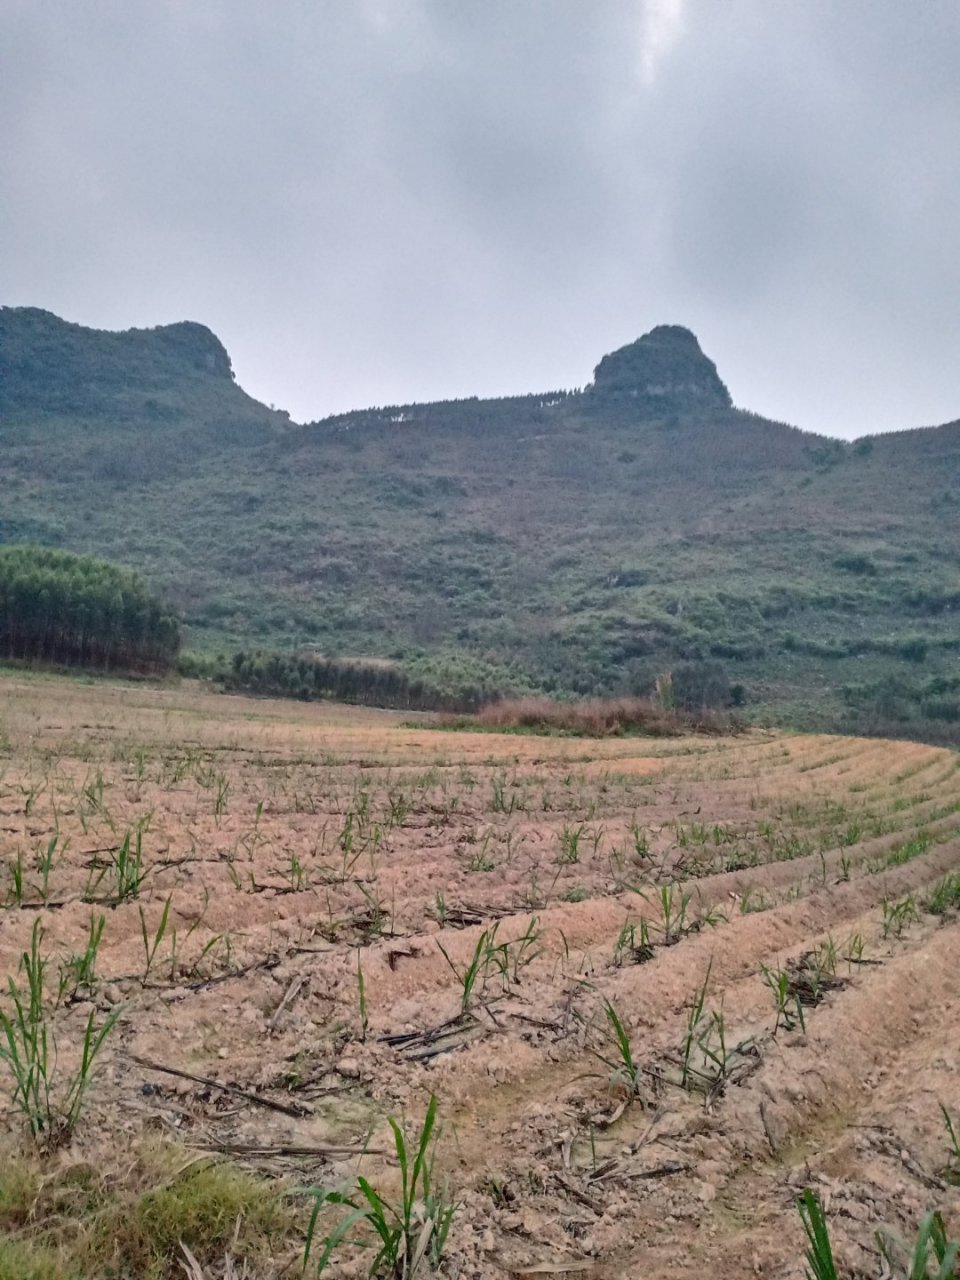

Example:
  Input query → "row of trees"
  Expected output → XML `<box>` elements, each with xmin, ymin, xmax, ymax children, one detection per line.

<box><xmin>0</xmin><ymin>545</ymin><xmax>180</xmax><ymax>672</ymax></box>
<box><xmin>202</xmin><ymin>649</ymin><xmax>485</xmax><ymax>712</ymax></box>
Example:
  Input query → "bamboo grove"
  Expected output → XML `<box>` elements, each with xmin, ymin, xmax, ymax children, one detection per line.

<box><xmin>0</xmin><ymin>545</ymin><xmax>180</xmax><ymax>673</ymax></box>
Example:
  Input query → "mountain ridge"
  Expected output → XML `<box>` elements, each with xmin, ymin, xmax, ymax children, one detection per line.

<box><xmin>5</xmin><ymin>304</ymin><xmax>958</xmax><ymax>443</ymax></box>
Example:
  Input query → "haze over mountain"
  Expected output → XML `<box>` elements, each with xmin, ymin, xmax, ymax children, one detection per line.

<box><xmin>2</xmin><ymin>304</ymin><xmax>960</xmax><ymax>737</ymax></box>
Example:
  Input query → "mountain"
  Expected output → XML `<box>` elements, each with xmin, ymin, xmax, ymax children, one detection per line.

<box><xmin>0</xmin><ymin>307</ymin><xmax>288</xmax><ymax>480</ymax></box>
<box><xmin>2</xmin><ymin>304</ymin><xmax>960</xmax><ymax>736</ymax></box>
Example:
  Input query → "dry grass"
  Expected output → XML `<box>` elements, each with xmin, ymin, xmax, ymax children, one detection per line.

<box><xmin>469</xmin><ymin>694</ymin><xmax>739</xmax><ymax>737</ymax></box>
<box><xmin>0</xmin><ymin>1144</ymin><xmax>296</xmax><ymax>1280</ymax></box>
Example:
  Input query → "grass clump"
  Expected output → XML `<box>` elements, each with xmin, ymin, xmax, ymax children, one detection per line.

<box><xmin>927</xmin><ymin>872</ymin><xmax>960</xmax><ymax>916</ymax></box>
<box><xmin>113</xmin><ymin>1160</ymin><xmax>292</xmax><ymax>1276</ymax></box>
<box><xmin>881</xmin><ymin>894</ymin><xmax>920</xmax><ymax>938</ymax></box>
<box><xmin>0</xmin><ymin>1146</ymin><xmax>296</xmax><ymax>1280</ymax></box>
<box><xmin>0</xmin><ymin>1238</ymin><xmax>66</xmax><ymax>1280</ymax></box>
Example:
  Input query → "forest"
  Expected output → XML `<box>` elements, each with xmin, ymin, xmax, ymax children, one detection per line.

<box><xmin>0</xmin><ymin>546</ymin><xmax>180</xmax><ymax>673</ymax></box>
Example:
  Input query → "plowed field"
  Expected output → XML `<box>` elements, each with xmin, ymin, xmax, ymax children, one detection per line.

<box><xmin>1</xmin><ymin>676</ymin><xmax>959</xmax><ymax>1278</ymax></box>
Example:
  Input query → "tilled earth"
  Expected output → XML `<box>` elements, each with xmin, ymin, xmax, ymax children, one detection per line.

<box><xmin>1</xmin><ymin>676</ymin><xmax>959</xmax><ymax>1277</ymax></box>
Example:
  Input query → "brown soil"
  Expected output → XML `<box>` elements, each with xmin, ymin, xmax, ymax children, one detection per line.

<box><xmin>1</xmin><ymin>675</ymin><xmax>959</xmax><ymax>1277</ymax></box>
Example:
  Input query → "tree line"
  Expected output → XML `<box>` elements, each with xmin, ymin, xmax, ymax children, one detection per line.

<box><xmin>180</xmin><ymin>649</ymin><xmax>486</xmax><ymax>712</ymax></box>
<box><xmin>0</xmin><ymin>545</ymin><xmax>180</xmax><ymax>672</ymax></box>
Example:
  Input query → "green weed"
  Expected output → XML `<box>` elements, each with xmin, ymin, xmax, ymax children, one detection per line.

<box><xmin>799</xmin><ymin>1189</ymin><xmax>838</xmax><ymax>1280</ymax></box>
<box><xmin>843</xmin><ymin>932</ymin><xmax>865</xmax><ymax>969</ymax></box>
<box><xmin>680</xmin><ymin>963</ymin><xmax>711</xmax><ymax>1090</ymax></box>
<box><xmin>595</xmin><ymin>1000</ymin><xmax>644</xmax><ymax>1097</ymax></box>
<box><xmin>927</xmin><ymin>872</ymin><xmax>960</xmax><ymax>915</ymax></box>
<box><xmin>761</xmin><ymin>963</ymin><xmax>805</xmax><ymax>1034</ymax></box>
<box><xmin>356</xmin><ymin>952</ymin><xmax>368</xmax><ymax>1043</ymax></box>
<box><xmin>0</xmin><ymin>921</ymin><xmax>119</xmax><ymax>1145</ymax></box>
<box><xmin>614</xmin><ymin>918</ymin><xmax>654</xmax><ymax>966</ymax></box>
<box><xmin>98</xmin><ymin>823</ymin><xmax>150</xmax><ymax>902</ymax></box>
<box><xmin>33</xmin><ymin>835</ymin><xmax>61</xmax><ymax>902</ymax></box>
<box><xmin>655</xmin><ymin>882</ymin><xmax>693</xmax><ymax>944</ymax></box>
<box><xmin>800</xmin><ymin>1185</ymin><xmax>960</xmax><ymax>1280</ymax></box>
<box><xmin>886</xmin><ymin>831</ymin><xmax>932</xmax><ymax>867</ymax></box>
<box><xmin>437</xmin><ymin>918</ymin><xmax>542</xmax><ymax>1013</ymax></box>
<box><xmin>437</xmin><ymin>930</ymin><xmax>492</xmax><ymax>1014</ymax></box>
<box><xmin>213</xmin><ymin>773</ymin><xmax>230</xmax><ymax>821</ymax></box>
<box><xmin>940</xmin><ymin>1103</ymin><xmax>960</xmax><ymax>1184</ymax></box>
<box><xmin>285</xmin><ymin>850</ymin><xmax>309</xmax><ymax>891</ymax></box>
<box><xmin>7</xmin><ymin>849</ymin><xmax>25</xmax><ymax>906</ymax></box>
<box><xmin>57</xmin><ymin>913</ymin><xmax>106</xmax><ymax>1005</ymax></box>
<box><xmin>138</xmin><ymin>895</ymin><xmax>172</xmax><ymax>984</ymax></box>
<box><xmin>303</xmin><ymin>1095</ymin><xmax>457</xmax><ymax>1277</ymax></box>
<box><xmin>556</xmin><ymin>823</ymin><xmax>584</xmax><ymax>865</ymax></box>
<box><xmin>877</xmin><ymin>1209</ymin><xmax>959</xmax><ymax>1279</ymax></box>
<box><xmin>881</xmin><ymin>894</ymin><xmax>919</xmax><ymax>938</ymax></box>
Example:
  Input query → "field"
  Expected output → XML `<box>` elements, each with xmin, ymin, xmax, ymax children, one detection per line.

<box><xmin>1</xmin><ymin>675</ymin><xmax>959</xmax><ymax>1278</ymax></box>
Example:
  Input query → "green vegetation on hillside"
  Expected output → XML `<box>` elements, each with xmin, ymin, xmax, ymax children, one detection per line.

<box><xmin>0</xmin><ymin>546</ymin><xmax>180</xmax><ymax>673</ymax></box>
<box><xmin>2</xmin><ymin>306</ymin><xmax>960</xmax><ymax>739</ymax></box>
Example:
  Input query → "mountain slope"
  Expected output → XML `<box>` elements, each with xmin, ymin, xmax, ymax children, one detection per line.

<box><xmin>2</xmin><ymin>305</ymin><xmax>959</xmax><ymax>733</ymax></box>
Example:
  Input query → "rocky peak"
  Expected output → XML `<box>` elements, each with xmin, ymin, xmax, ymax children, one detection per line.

<box><xmin>151</xmin><ymin>320</ymin><xmax>234</xmax><ymax>380</ymax></box>
<box><xmin>590</xmin><ymin>325</ymin><xmax>732</xmax><ymax>414</ymax></box>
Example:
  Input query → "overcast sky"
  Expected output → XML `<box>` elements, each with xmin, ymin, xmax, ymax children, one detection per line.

<box><xmin>4</xmin><ymin>1</ymin><xmax>959</xmax><ymax>437</ymax></box>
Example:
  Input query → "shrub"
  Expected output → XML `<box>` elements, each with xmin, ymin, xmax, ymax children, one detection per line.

<box><xmin>467</xmin><ymin>695</ymin><xmax>739</xmax><ymax>738</ymax></box>
<box><xmin>670</xmin><ymin>660</ymin><xmax>735</xmax><ymax>709</ymax></box>
<box><xmin>185</xmin><ymin>648</ymin><xmax>488</xmax><ymax>713</ymax></box>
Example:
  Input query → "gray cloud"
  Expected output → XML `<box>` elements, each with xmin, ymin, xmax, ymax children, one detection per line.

<box><xmin>3</xmin><ymin>0</ymin><xmax>959</xmax><ymax>436</ymax></box>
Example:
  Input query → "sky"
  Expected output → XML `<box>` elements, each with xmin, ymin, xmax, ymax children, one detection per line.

<box><xmin>3</xmin><ymin>0</ymin><xmax>959</xmax><ymax>437</ymax></box>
